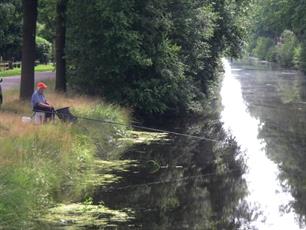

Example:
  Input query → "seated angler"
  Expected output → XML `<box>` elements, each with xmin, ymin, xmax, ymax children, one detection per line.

<box><xmin>31</xmin><ymin>82</ymin><xmax>55</xmax><ymax>122</ymax></box>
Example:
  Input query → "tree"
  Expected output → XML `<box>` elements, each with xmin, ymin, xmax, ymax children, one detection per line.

<box><xmin>0</xmin><ymin>0</ymin><xmax>22</xmax><ymax>60</ymax></box>
<box><xmin>55</xmin><ymin>0</ymin><xmax>68</xmax><ymax>92</ymax></box>
<box><xmin>20</xmin><ymin>0</ymin><xmax>38</xmax><ymax>100</ymax></box>
<box><xmin>66</xmin><ymin>0</ymin><xmax>249</xmax><ymax>116</ymax></box>
<box><xmin>246</xmin><ymin>0</ymin><xmax>306</xmax><ymax>70</ymax></box>
<box><xmin>37</xmin><ymin>0</ymin><xmax>56</xmax><ymax>43</ymax></box>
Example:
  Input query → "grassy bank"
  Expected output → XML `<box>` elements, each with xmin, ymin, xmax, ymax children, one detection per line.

<box><xmin>0</xmin><ymin>88</ymin><xmax>133</xmax><ymax>229</ymax></box>
<box><xmin>0</xmin><ymin>64</ymin><xmax>54</xmax><ymax>77</ymax></box>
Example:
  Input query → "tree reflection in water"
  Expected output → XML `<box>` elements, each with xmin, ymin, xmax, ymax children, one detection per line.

<box><xmin>93</xmin><ymin>105</ymin><xmax>257</xmax><ymax>229</ymax></box>
<box><xmin>232</xmin><ymin>59</ymin><xmax>306</xmax><ymax>228</ymax></box>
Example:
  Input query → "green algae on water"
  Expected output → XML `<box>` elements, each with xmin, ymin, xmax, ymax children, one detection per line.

<box><xmin>41</xmin><ymin>203</ymin><xmax>134</xmax><ymax>229</ymax></box>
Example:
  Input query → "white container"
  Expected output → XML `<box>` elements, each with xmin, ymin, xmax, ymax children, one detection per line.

<box><xmin>33</xmin><ymin>112</ymin><xmax>45</xmax><ymax>125</ymax></box>
<box><xmin>21</xmin><ymin>116</ymin><xmax>32</xmax><ymax>124</ymax></box>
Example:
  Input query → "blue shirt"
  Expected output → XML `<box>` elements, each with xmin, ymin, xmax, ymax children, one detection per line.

<box><xmin>31</xmin><ymin>90</ymin><xmax>46</xmax><ymax>107</ymax></box>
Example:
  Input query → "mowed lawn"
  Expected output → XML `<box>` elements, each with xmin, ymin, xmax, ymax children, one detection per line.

<box><xmin>0</xmin><ymin>64</ymin><xmax>54</xmax><ymax>77</ymax></box>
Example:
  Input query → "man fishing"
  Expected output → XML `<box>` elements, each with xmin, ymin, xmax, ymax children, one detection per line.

<box><xmin>31</xmin><ymin>82</ymin><xmax>55</xmax><ymax>122</ymax></box>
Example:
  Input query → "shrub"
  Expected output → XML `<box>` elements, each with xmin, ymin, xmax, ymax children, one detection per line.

<box><xmin>298</xmin><ymin>40</ymin><xmax>306</xmax><ymax>73</ymax></box>
<box><xmin>36</xmin><ymin>36</ymin><xmax>52</xmax><ymax>64</ymax></box>
<box><xmin>293</xmin><ymin>44</ymin><xmax>302</xmax><ymax>68</ymax></box>
<box><xmin>275</xmin><ymin>30</ymin><xmax>297</xmax><ymax>67</ymax></box>
<box><xmin>266</xmin><ymin>46</ymin><xmax>278</xmax><ymax>62</ymax></box>
<box><xmin>252</xmin><ymin>37</ymin><xmax>274</xmax><ymax>60</ymax></box>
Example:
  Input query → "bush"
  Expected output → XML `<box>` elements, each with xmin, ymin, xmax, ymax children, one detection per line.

<box><xmin>293</xmin><ymin>44</ymin><xmax>302</xmax><ymax>68</ymax></box>
<box><xmin>252</xmin><ymin>37</ymin><xmax>274</xmax><ymax>60</ymax></box>
<box><xmin>36</xmin><ymin>36</ymin><xmax>52</xmax><ymax>64</ymax></box>
<box><xmin>298</xmin><ymin>40</ymin><xmax>306</xmax><ymax>72</ymax></box>
<box><xmin>266</xmin><ymin>46</ymin><xmax>278</xmax><ymax>62</ymax></box>
<box><xmin>275</xmin><ymin>30</ymin><xmax>297</xmax><ymax>67</ymax></box>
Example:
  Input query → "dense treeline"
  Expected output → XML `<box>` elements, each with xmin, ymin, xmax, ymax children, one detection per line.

<box><xmin>0</xmin><ymin>1</ymin><xmax>53</xmax><ymax>62</ymax></box>
<box><xmin>66</xmin><ymin>0</ymin><xmax>249</xmax><ymax>115</ymax></box>
<box><xmin>0</xmin><ymin>0</ymin><xmax>249</xmax><ymax>115</ymax></box>
<box><xmin>0</xmin><ymin>0</ymin><xmax>22</xmax><ymax>60</ymax></box>
<box><xmin>248</xmin><ymin>0</ymin><xmax>306</xmax><ymax>70</ymax></box>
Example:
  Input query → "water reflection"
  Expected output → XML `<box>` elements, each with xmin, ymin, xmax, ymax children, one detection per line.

<box><xmin>94</xmin><ymin>101</ymin><xmax>254</xmax><ymax>229</ymax></box>
<box><xmin>222</xmin><ymin>59</ymin><xmax>306</xmax><ymax>229</ymax></box>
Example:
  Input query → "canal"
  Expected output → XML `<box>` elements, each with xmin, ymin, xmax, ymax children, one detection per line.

<box><xmin>92</xmin><ymin>59</ymin><xmax>306</xmax><ymax>229</ymax></box>
<box><xmin>222</xmin><ymin>59</ymin><xmax>306</xmax><ymax>230</ymax></box>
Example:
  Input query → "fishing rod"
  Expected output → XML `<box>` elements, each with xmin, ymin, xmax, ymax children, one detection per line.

<box><xmin>31</xmin><ymin>108</ymin><xmax>220</xmax><ymax>142</ymax></box>
<box><xmin>30</xmin><ymin>110</ymin><xmax>241</xmax><ymax>192</ymax></box>
<box><xmin>78</xmin><ymin>116</ymin><xmax>219</xmax><ymax>142</ymax></box>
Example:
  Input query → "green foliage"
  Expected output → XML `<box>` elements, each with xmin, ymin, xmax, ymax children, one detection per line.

<box><xmin>0</xmin><ymin>64</ymin><xmax>54</xmax><ymax>77</ymax></box>
<box><xmin>0</xmin><ymin>0</ymin><xmax>56</xmax><ymax>61</ymax></box>
<box><xmin>37</xmin><ymin>0</ymin><xmax>57</xmax><ymax>43</ymax></box>
<box><xmin>274</xmin><ymin>30</ymin><xmax>297</xmax><ymax>67</ymax></box>
<box><xmin>0</xmin><ymin>0</ymin><xmax>22</xmax><ymax>59</ymax></box>
<box><xmin>0</xmin><ymin>101</ymin><xmax>130</xmax><ymax>229</ymax></box>
<box><xmin>0</xmin><ymin>124</ymin><xmax>92</xmax><ymax>229</ymax></box>
<box><xmin>298</xmin><ymin>40</ymin><xmax>306</xmax><ymax>72</ymax></box>
<box><xmin>266</xmin><ymin>46</ymin><xmax>278</xmax><ymax>62</ymax></box>
<box><xmin>252</xmin><ymin>30</ymin><xmax>299</xmax><ymax>67</ymax></box>
<box><xmin>66</xmin><ymin>0</ymin><xmax>249</xmax><ymax>116</ymax></box>
<box><xmin>293</xmin><ymin>44</ymin><xmax>302</xmax><ymax>68</ymax></box>
<box><xmin>252</xmin><ymin>37</ymin><xmax>274</xmax><ymax>60</ymax></box>
<box><xmin>36</xmin><ymin>36</ymin><xmax>52</xmax><ymax>64</ymax></box>
<box><xmin>247</xmin><ymin>0</ymin><xmax>306</xmax><ymax>71</ymax></box>
<box><xmin>250</xmin><ymin>0</ymin><xmax>288</xmax><ymax>39</ymax></box>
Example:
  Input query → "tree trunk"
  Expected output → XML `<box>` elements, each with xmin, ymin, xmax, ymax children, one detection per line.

<box><xmin>20</xmin><ymin>0</ymin><xmax>38</xmax><ymax>100</ymax></box>
<box><xmin>55</xmin><ymin>0</ymin><xmax>68</xmax><ymax>92</ymax></box>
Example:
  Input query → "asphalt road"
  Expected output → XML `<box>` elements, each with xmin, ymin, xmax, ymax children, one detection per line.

<box><xmin>1</xmin><ymin>72</ymin><xmax>55</xmax><ymax>91</ymax></box>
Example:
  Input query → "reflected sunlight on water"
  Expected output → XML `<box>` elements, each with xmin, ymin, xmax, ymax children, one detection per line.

<box><xmin>221</xmin><ymin>59</ymin><xmax>301</xmax><ymax>230</ymax></box>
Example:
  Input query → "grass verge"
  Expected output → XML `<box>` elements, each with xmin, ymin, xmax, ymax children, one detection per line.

<box><xmin>0</xmin><ymin>64</ymin><xmax>54</xmax><ymax>77</ymax></box>
<box><xmin>0</xmin><ymin>87</ymin><xmax>132</xmax><ymax>229</ymax></box>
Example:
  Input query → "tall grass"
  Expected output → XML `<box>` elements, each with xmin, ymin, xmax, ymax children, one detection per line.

<box><xmin>0</xmin><ymin>89</ymin><xmax>130</xmax><ymax>229</ymax></box>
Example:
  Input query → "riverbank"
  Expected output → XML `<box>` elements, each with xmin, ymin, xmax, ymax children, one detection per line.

<box><xmin>0</xmin><ymin>85</ymin><xmax>140</xmax><ymax>229</ymax></box>
<box><xmin>0</xmin><ymin>64</ymin><xmax>239</xmax><ymax>229</ymax></box>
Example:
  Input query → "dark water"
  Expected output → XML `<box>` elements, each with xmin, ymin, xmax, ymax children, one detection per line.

<box><xmin>95</xmin><ymin>116</ymin><xmax>252</xmax><ymax>230</ymax></box>
<box><xmin>92</xmin><ymin>59</ymin><xmax>306</xmax><ymax>229</ymax></box>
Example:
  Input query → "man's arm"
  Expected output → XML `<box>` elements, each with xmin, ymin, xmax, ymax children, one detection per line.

<box><xmin>37</xmin><ymin>102</ymin><xmax>53</xmax><ymax>109</ymax></box>
<box><xmin>32</xmin><ymin>93</ymin><xmax>53</xmax><ymax>109</ymax></box>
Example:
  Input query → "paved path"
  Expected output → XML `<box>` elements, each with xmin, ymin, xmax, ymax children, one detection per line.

<box><xmin>1</xmin><ymin>72</ymin><xmax>55</xmax><ymax>91</ymax></box>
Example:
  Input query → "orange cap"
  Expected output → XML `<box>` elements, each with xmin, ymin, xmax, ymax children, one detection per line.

<box><xmin>37</xmin><ymin>82</ymin><xmax>47</xmax><ymax>89</ymax></box>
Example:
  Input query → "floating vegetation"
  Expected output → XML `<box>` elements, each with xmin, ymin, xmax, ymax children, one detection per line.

<box><xmin>39</xmin><ymin>130</ymin><xmax>165</xmax><ymax>229</ymax></box>
<box><xmin>121</xmin><ymin>131</ymin><xmax>169</xmax><ymax>144</ymax></box>
<box><xmin>85</xmin><ymin>160</ymin><xmax>138</xmax><ymax>188</ymax></box>
<box><xmin>41</xmin><ymin>203</ymin><xmax>134</xmax><ymax>228</ymax></box>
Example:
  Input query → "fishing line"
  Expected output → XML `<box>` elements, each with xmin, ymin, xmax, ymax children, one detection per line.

<box><xmin>30</xmin><ymin>110</ymin><xmax>242</xmax><ymax>192</ymax></box>
<box><xmin>78</xmin><ymin>116</ymin><xmax>219</xmax><ymax>142</ymax></box>
<box><xmin>32</xmin><ymin>109</ymin><xmax>220</xmax><ymax>142</ymax></box>
<box><xmin>102</xmin><ymin>168</ymin><xmax>242</xmax><ymax>192</ymax></box>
